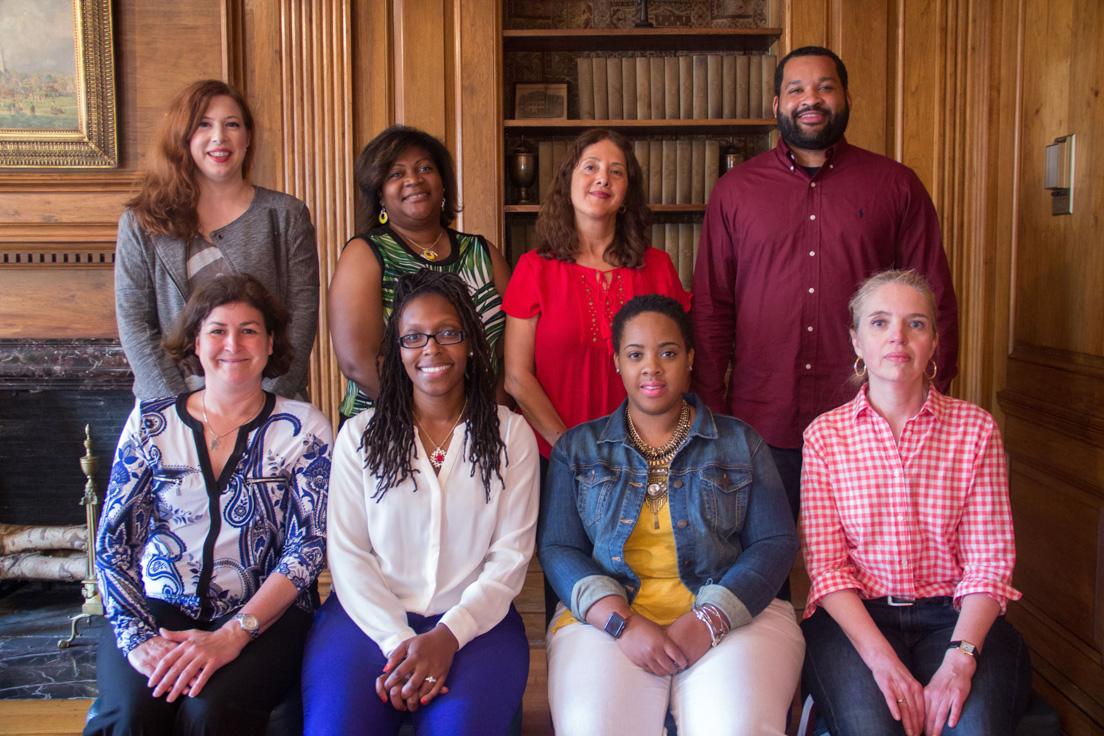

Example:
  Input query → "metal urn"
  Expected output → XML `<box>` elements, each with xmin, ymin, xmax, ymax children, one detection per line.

<box><xmin>508</xmin><ymin>139</ymin><xmax>538</xmax><ymax>205</ymax></box>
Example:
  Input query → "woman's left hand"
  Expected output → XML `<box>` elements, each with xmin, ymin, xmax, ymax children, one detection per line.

<box><xmin>376</xmin><ymin>625</ymin><xmax>458</xmax><ymax>712</ymax></box>
<box><xmin>665</xmin><ymin>611</ymin><xmax>712</xmax><ymax>668</ymax></box>
<box><xmin>148</xmin><ymin>626</ymin><xmax>249</xmax><ymax>702</ymax></box>
<box><xmin>923</xmin><ymin>649</ymin><xmax>977</xmax><ymax>736</ymax></box>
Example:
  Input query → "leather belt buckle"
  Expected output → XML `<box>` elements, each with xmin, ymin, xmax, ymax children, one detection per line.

<box><xmin>886</xmin><ymin>595</ymin><xmax>915</xmax><ymax>607</ymax></box>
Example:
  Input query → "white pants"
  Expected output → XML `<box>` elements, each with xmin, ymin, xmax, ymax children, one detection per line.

<box><xmin>546</xmin><ymin>598</ymin><xmax>804</xmax><ymax>736</ymax></box>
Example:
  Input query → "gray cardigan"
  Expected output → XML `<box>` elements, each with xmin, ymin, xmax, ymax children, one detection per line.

<box><xmin>114</xmin><ymin>187</ymin><xmax>320</xmax><ymax>400</ymax></box>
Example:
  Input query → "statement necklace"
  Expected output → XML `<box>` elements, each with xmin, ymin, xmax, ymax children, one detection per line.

<box><xmin>404</xmin><ymin>228</ymin><xmax>446</xmax><ymax>261</ymax></box>
<box><xmin>626</xmin><ymin>401</ymin><xmax>692</xmax><ymax>529</ymax></box>
<box><xmin>201</xmin><ymin>390</ymin><xmax>265</xmax><ymax>452</ymax></box>
<box><xmin>414</xmin><ymin>399</ymin><xmax>467</xmax><ymax>469</ymax></box>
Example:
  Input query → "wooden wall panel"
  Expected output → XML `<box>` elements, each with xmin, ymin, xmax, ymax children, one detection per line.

<box><xmin>995</xmin><ymin>0</ymin><xmax>1104</xmax><ymax>732</ymax></box>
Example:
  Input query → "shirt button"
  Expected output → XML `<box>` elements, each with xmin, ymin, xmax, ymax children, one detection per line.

<box><xmin>809</xmin><ymin>251</ymin><xmax>815</xmax><ymax>257</ymax></box>
<box><xmin>807</xmin><ymin>326</ymin><xmax>814</xmax><ymax>332</ymax></box>
<box><xmin>808</xmin><ymin>287</ymin><xmax>815</xmax><ymax>293</ymax></box>
<box><xmin>810</xmin><ymin>182</ymin><xmax>816</xmax><ymax>187</ymax></box>
<box><xmin>805</xmin><ymin>364</ymin><xmax>812</xmax><ymax>369</ymax></box>
<box><xmin>672</xmin><ymin>480</ymin><xmax>683</xmax><ymax>489</ymax></box>
<box><xmin>790</xmin><ymin>166</ymin><xmax>795</xmax><ymax>171</ymax></box>
<box><xmin>677</xmin><ymin>519</ymin><xmax>688</xmax><ymax>529</ymax></box>
<box><xmin>809</xmin><ymin>214</ymin><xmax>816</xmax><ymax>220</ymax></box>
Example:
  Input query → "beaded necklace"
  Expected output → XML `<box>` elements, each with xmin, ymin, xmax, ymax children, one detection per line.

<box><xmin>626</xmin><ymin>401</ymin><xmax>692</xmax><ymax>529</ymax></box>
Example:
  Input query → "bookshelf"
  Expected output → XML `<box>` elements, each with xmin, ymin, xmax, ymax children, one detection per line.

<box><xmin>501</xmin><ymin>14</ymin><xmax>783</xmax><ymax>282</ymax></box>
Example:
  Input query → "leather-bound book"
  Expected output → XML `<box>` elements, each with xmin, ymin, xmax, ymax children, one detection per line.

<box><xmin>678</xmin><ymin>223</ymin><xmax>694</xmax><ymax>290</ymax></box>
<box><xmin>691</xmin><ymin>140</ymin><xmax>706</xmax><ymax>204</ymax></box>
<box><xmin>538</xmin><ymin>140</ymin><xmax>554</xmax><ymax>203</ymax></box>
<box><xmin>649</xmin><ymin>57</ymin><xmax>664</xmax><ymax>120</ymax></box>
<box><xmin>649</xmin><ymin>139</ymin><xmax>663</xmax><ymax>205</ymax></box>
<box><xmin>722</xmin><ymin>55</ymin><xmax>737</xmax><ymax>118</ymax></box>
<box><xmin>661</xmin><ymin>139</ymin><xmax>676</xmax><ymax>204</ymax></box>
<box><xmin>636</xmin><ymin>57</ymin><xmax>651</xmax><ymax>120</ymax></box>
<box><xmin>633</xmin><ymin>139</ymin><xmax>649</xmax><ymax>202</ymax></box>
<box><xmin>593</xmin><ymin>57</ymin><xmax>608</xmax><ymax>119</ymax></box>
<box><xmin>748</xmin><ymin>54</ymin><xmax>763</xmax><ymax>118</ymax></box>
<box><xmin>676</xmin><ymin>140</ymin><xmax>691</xmax><ymax>205</ymax></box>
<box><xmin>622</xmin><ymin>57</ymin><xmax>637</xmax><ymax>120</ymax></box>
<box><xmin>577</xmin><ymin>57</ymin><xmax>594</xmax><ymax>120</ymax></box>
<box><xmin>704</xmin><ymin>140</ymin><xmax>720</xmax><ymax>201</ymax></box>
<box><xmin>762</xmin><ymin>55</ymin><xmax>777</xmax><ymax>115</ymax></box>
<box><xmin>736</xmin><ymin>55</ymin><xmax>750</xmax><ymax>118</ymax></box>
<box><xmin>707</xmin><ymin>54</ymin><xmax>723</xmax><ymax>118</ymax></box>
<box><xmin>607</xmin><ymin>57</ymin><xmax>623</xmax><ymax>119</ymax></box>
<box><xmin>693</xmin><ymin>55</ymin><xmax>708</xmax><ymax>119</ymax></box>
<box><xmin>679</xmin><ymin>56</ymin><xmax>693</xmax><ymax>120</ymax></box>
<box><xmin>664</xmin><ymin>57</ymin><xmax>679</xmax><ymax>120</ymax></box>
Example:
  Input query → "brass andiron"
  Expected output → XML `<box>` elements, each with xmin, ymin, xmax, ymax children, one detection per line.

<box><xmin>59</xmin><ymin>425</ymin><xmax>103</xmax><ymax>648</ymax></box>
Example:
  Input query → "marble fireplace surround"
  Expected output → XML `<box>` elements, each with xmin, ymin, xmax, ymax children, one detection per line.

<box><xmin>0</xmin><ymin>339</ymin><xmax>134</xmax><ymax>529</ymax></box>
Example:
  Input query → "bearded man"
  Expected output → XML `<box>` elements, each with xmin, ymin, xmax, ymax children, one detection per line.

<box><xmin>691</xmin><ymin>47</ymin><xmax>959</xmax><ymax>597</ymax></box>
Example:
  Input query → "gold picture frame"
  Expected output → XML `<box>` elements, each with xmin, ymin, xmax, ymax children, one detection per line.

<box><xmin>0</xmin><ymin>0</ymin><xmax>117</xmax><ymax>168</ymax></box>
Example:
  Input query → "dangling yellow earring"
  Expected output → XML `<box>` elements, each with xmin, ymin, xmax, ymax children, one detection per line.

<box><xmin>853</xmin><ymin>357</ymin><xmax>867</xmax><ymax>379</ymax></box>
<box><xmin>378</xmin><ymin>205</ymin><xmax>388</xmax><ymax>225</ymax></box>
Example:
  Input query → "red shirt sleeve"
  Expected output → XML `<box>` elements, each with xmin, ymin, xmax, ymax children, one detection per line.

<box><xmin>501</xmin><ymin>251</ymin><xmax>541</xmax><ymax>319</ymax></box>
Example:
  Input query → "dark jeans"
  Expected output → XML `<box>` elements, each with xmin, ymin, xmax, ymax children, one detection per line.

<box><xmin>801</xmin><ymin>599</ymin><xmax>1032</xmax><ymax>736</ymax></box>
<box><xmin>768</xmin><ymin>444</ymin><xmax>802</xmax><ymax>602</ymax></box>
<box><xmin>301</xmin><ymin>594</ymin><xmax>530</xmax><ymax>736</ymax></box>
<box><xmin>85</xmin><ymin>599</ymin><xmax>312</xmax><ymax>736</ymax></box>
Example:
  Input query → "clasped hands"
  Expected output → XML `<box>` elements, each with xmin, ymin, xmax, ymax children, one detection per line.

<box><xmin>870</xmin><ymin>646</ymin><xmax>978</xmax><ymax>736</ymax></box>
<box><xmin>375</xmin><ymin>624</ymin><xmax>458</xmax><ymax>713</ymax></box>
<box><xmin>126</xmin><ymin>624</ymin><xmax>250</xmax><ymax>702</ymax></box>
<box><xmin>617</xmin><ymin>610</ymin><xmax>715</xmax><ymax>676</ymax></box>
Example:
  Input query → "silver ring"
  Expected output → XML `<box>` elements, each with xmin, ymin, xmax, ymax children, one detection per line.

<box><xmin>424</xmin><ymin>676</ymin><xmax>437</xmax><ymax>684</ymax></box>
<box><xmin>896</xmin><ymin>698</ymin><xmax>906</xmax><ymax>703</ymax></box>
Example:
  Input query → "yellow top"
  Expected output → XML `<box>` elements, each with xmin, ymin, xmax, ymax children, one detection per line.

<box><xmin>552</xmin><ymin>498</ymin><xmax>695</xmax><ymax>632</ymax></box>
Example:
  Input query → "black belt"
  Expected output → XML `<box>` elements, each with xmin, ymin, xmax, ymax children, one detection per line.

<box><xmin>867</xmin><ymin>595</ymin><xmax>954</xmax><ymax>607</ymax></box>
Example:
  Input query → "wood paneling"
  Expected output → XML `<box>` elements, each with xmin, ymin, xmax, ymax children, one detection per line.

<box><xmin>995</xmin><ymin>0</ymin><xmax>1104</xmax><ymax>732</ymax></box>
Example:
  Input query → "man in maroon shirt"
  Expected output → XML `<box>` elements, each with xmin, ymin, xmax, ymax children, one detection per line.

<box><xmin>691</xmin><ymin>46</ymin><xmax>959</xmax><ymax>560</ymax></box>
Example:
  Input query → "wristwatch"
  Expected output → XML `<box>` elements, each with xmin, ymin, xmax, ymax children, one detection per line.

<box><xmin>233</xmin><ymin>613</ymin><xmax>260</xmax><ymax>641</ymax></box>
<box><xmin>947</xmin><ymin>640</ymin><xmax>979</xmax><ymax>661</ymax></box>
<box><xmin>603</xmin><ymin>611</ymin><xmax>629</xmax><ymax>640</ymax></box>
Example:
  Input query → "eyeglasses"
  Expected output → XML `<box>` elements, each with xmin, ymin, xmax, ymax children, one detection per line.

<box><xmin>398</xmin><ymin>329</ymin><xmax>466</xmax><ymax>349</ymax></box>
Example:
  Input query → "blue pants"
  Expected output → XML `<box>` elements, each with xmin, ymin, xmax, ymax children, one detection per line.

<box><xmin>301</xmin><ymin>594</ymin><xmax>529</xmax><ymax>736</ymax></box>
<box><xmin>801</xmin><ymin>599</ymin><xmax>1032</xmax><ymax>735</ymax></box>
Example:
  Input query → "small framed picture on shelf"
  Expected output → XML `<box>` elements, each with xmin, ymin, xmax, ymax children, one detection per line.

<box><xmin>514</xmin><ymin>83</ymin><xmax>568</xmax><ymax>119</ymax></box>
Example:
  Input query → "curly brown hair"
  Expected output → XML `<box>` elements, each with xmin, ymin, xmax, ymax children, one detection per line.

<box><xmin>127</xmin><ymin>80</ymin><xmax>256</xmax><ymax>240</ymax></box>
<box><xmin>354</xmin><ymin>125</ymin><xmax>460</xmax><ymax>232</ymax></box>
<box><xmin>535</xmin><ymin>128</ymin><xmax>651</xmax><ymax>268</ymax></box>
<box><xmin>162</xmin><ymin>274</ymin><xmax>293</xmax><ymax>379</ymax></box>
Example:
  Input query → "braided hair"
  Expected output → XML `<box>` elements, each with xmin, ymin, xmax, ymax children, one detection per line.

<box><xmin>361</xmin><ymin>269</ymin><xmax>505</xmax><ymax>501</ymax></box>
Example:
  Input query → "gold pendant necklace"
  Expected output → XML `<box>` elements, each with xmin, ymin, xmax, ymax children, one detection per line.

<box><xmin>201</xmin><ymin>390</ymin><xmax>265</xmax><ymax>452</ymax></box>
<box><xmin>626</xmin><ymin>402</ymin><xmax>692</xmax><ymax>529</ymax></box>
<box><xmin>414</xmin><ymin>399</ymin><xmax>467</xmax><ymax>469</ymax></box>
<box><xmin>403</xmin><ymin>228</ymin><xmax>446</xmax><ymax>261</ymax></box>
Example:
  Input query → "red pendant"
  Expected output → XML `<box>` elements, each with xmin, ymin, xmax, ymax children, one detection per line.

<box><xmin>431</xmin><ymin>450</ymin><xmax>446</xmax><ymax>467</ymax></box>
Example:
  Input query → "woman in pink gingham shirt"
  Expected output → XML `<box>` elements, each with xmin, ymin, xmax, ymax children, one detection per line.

<box><xmin>799</xmin><ymin>270</ymin><xmax>1031</xmax><ymax>736</ymax></box>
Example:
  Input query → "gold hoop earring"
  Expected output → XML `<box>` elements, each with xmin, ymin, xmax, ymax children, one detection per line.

<box><xmin>378</xmin><ymin>205</ymin><xmax>388</xmax><ymax>225</ymax></box>
<box><xmin>925</xmin><ymin>360</ymin><xmax>937</xmax><ymax>382</ymax></box>
<box><xmin>853</xmin><ymin>357</ymin><xmax>867</xmax><ymax>378</ymax></box>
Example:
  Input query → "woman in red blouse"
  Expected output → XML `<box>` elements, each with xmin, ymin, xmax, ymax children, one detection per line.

<box><xmin>800</xmin><ymin>270</ymin><xmax>1031</xmax><ymax>736</ymax></box>
<box><xmin>503</xmin><ymin>129</ymin><xmax>690</xmax><ymax>462</ymax></box>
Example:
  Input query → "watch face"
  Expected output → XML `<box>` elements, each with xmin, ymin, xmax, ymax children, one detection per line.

<box><xmin>238</xmin><ymin>613</ymin><xmax>259</xmax><ymax>631</ymax></box>
<box><xmin>604</xmin><ymin>612</ymin><xmax>627</xmax><ymax>639</ymax></box>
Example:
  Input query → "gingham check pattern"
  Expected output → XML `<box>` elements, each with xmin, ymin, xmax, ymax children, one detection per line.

<box><xmin>800</xmin><ymin>388</ymin><xmax>1020</xmax><ymax>618</ymax></box>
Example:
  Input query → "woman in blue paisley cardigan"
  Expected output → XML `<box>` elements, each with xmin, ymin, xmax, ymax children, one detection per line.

<box><xmin>86</xmin><ymin>274</ymin><xmax>332</xmax><ymax>736</ymax></box>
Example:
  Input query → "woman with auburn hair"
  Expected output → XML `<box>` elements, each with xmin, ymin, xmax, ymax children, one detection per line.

<box><xmin>116</xmin><ymin>79</ymin><xmax>319</xmax><ymax>401</ymax></box>
<box><xmin>800</xmin><ymin>270</ymin><xmax>1031</xmax><ymax>736</ymax></box>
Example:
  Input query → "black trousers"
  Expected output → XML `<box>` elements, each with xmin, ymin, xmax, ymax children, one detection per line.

<box><xmin>84</xmin><ymin>598</ymin><xmax>312</xmax><ymax>736</ymax></box>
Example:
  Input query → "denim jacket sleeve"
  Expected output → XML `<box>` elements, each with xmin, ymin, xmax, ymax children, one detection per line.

<box><xmin>537</xmin><ymin>443</ymin><xmax>627</xmax><ymax>622</ymax></box>
<box><xmin>698</xmin><ymin>433</ymin><xmax>798</xmax><ymax>630</ymax></box>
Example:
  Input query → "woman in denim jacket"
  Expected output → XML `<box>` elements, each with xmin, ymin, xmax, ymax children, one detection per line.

<box><xmin>538</xmin><ymin>294</ymin><xmax>805</xmax><ymax>736</ymax></box>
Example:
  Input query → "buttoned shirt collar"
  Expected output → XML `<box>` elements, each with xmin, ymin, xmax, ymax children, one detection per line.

<box><xmin>774</xmin><ymin>136</ymin><xmax>851</xmax><ymax>173</ymax></box>
<box><xmin>849</xmin><ymin>383</ymin><xmax>947</xmax><ymax>425</ymax></box>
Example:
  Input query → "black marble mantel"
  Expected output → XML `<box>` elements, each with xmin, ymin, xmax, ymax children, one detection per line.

<box><xmin>0</xmin><ymin>339</ymin><xmax>135</xmax><ymax>526</ymax></box>
<box><xmin>0</xmin><ymin>338</ymin><xmax>132</xmax><ymax>391</ymax></box>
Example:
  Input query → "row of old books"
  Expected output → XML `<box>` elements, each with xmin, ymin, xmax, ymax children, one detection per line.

<box><xmin>529</xmin><ymin>139</ymin><xmax>745</xmax><ymax>205</ymax></box>
<box><xmin>508</xmin><ymin>221</ymin><xmax>700</xmax><ymax>291</ymax></box>
<box><xmin>577</xmin><ymin>54</ymin><xmax>777</xmax><ymax>121</ymax></box>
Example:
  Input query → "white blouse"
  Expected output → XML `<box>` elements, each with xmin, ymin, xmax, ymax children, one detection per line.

<box><xmin>328</xmin><ymin>405</ymin><xmax>540</xmax><ymax>656</ymax></box>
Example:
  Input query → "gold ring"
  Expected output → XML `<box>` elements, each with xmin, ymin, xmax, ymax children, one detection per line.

<box><xmin>897</xmin><ymin>698</ymin><xmax>906</xmax><ymax>703</ymax></box>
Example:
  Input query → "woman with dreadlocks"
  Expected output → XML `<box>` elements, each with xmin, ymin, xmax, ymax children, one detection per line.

<box><xmin>301</xmin><ymin>270</ymin><xmax>539</xmax><ymax>735</ymax></box>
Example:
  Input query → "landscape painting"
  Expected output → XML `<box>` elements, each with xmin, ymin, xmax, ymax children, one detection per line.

<box><xmin>0</xmin><ymin>0</ymin><xmax>116</xmax><ymax>168</ymax></box>
<box><xmin>0</xmin><ymin>0</ymin><xmax>80</xmax><ymax>131</ymax></box>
